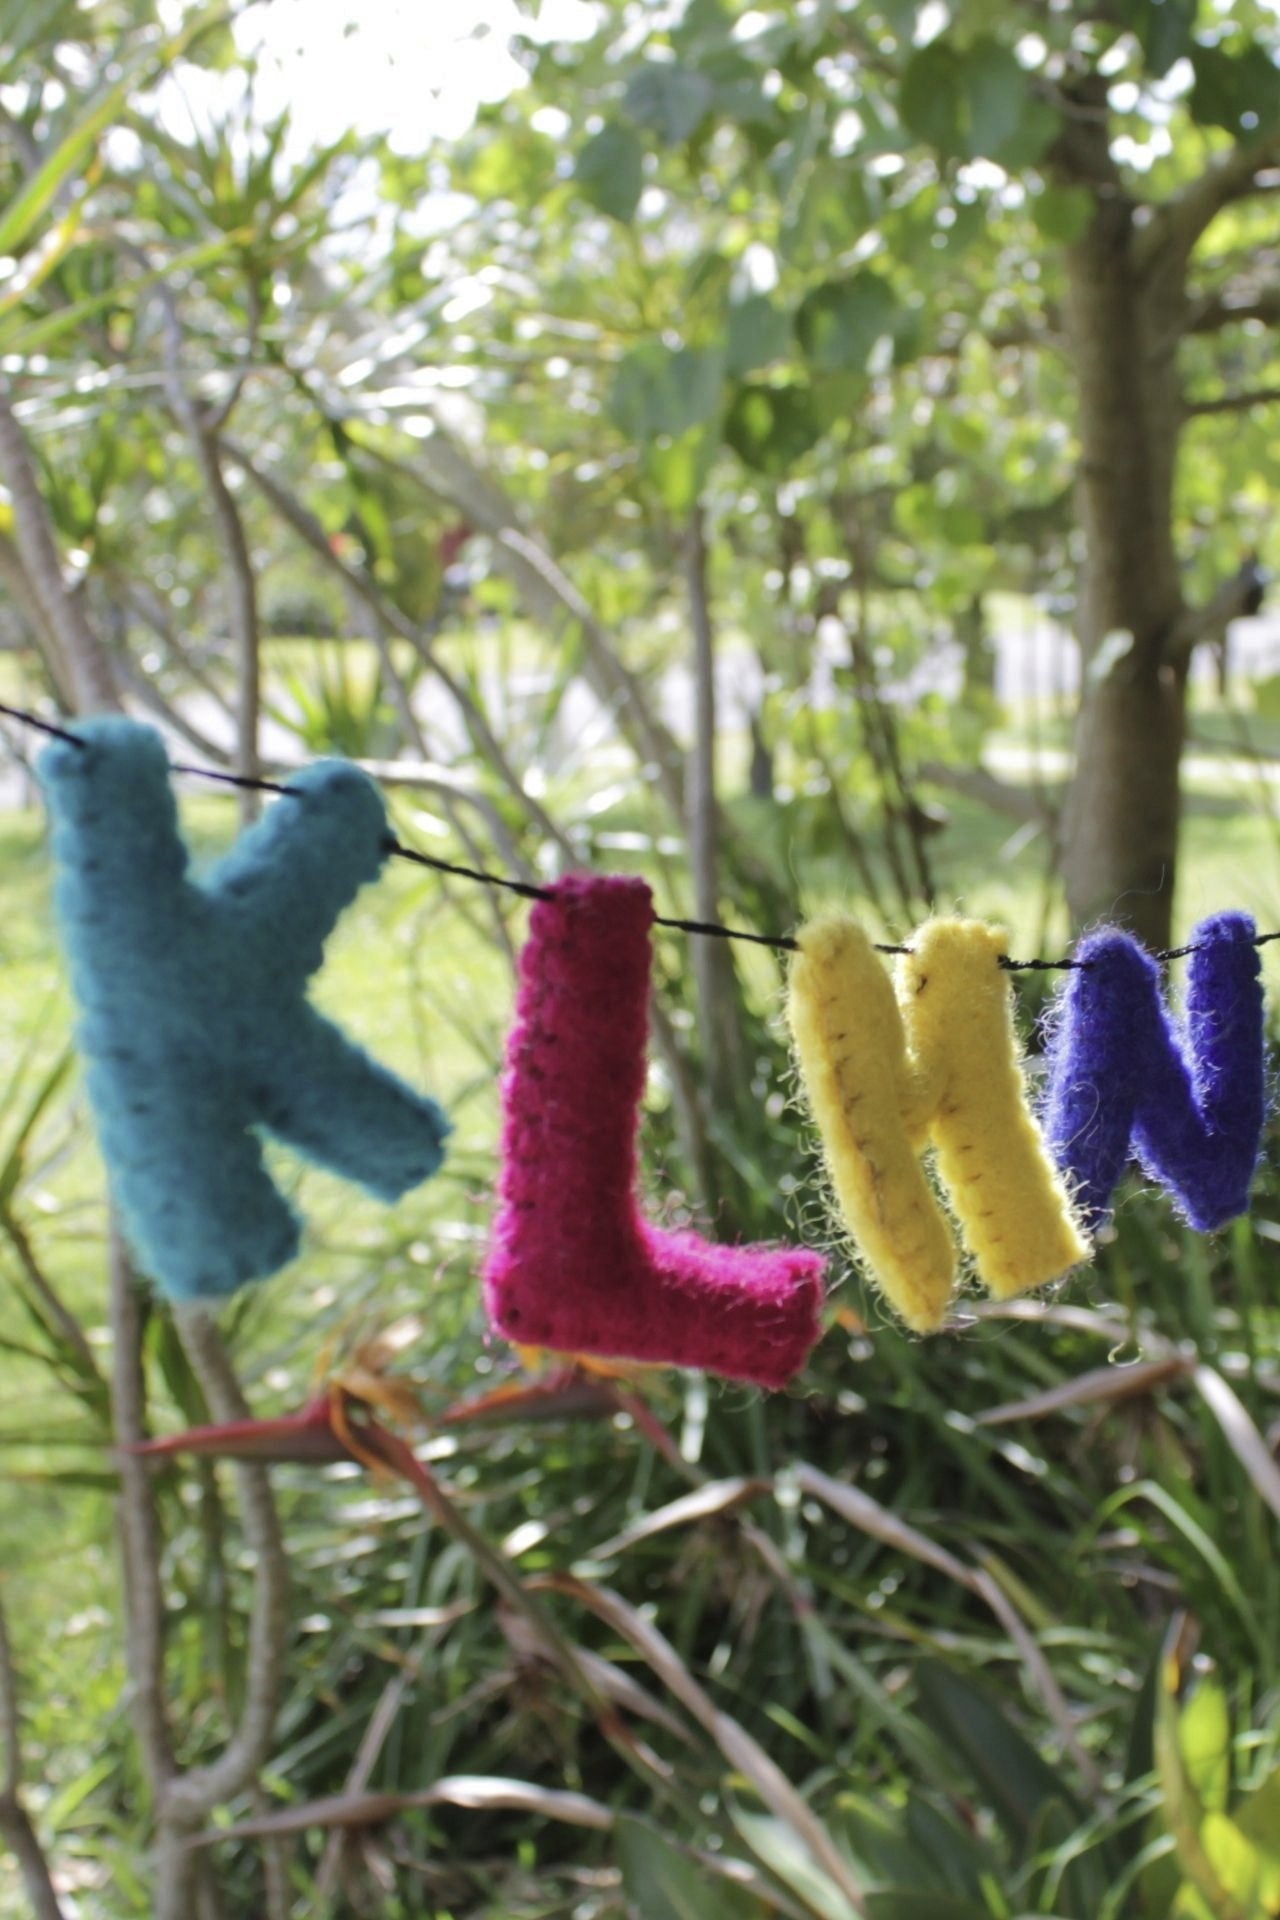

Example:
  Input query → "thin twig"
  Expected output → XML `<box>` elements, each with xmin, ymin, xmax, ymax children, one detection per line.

<box><xmin>0</xmin><ymin>386</ymin><xmax>118</xmax><ymax>710</ymax></box>
<box><xmin>155</xmin><ymin>282</ymin><xmax>262</xmax><ymax>824</ymax></box>
<box><xmin>0</xmin><ymin>1595</ymin><xmax>67</xmax><ymax>1920</ymax></box>
<box><xmin>108</xmin><ymin>1229</ymin><xmax>175</xmax><ymax>1794</ymax></box>
<box><xmin>165</xmin><ymin>1307</ymin><xmax>289</xmax><ymax>1827</ymax></box>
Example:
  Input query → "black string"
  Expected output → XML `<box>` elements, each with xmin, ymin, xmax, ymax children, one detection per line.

<box><xmin>0</xmin><ymin>700</ymin><xmax>88</xmax><ymax>749</ymax></box>
<box><xmin>0</xmin><ymin>701</ymin><xmax>1268</xmax><ymax>971</ymax></box>
<box><xmin>169</xmin><ymin>761</ymin><xmax>301</xmax><ymax>799</ymax></box>
<box><xmin>387</xmin><ymin>839</ymin><xmax>549</xmax><ymax>902</ymax></box>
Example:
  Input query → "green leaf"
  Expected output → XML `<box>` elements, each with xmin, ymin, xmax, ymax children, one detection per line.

<box><xmin>730</xmin><ymin>1808</ymin><xmax>861</xmax><ymax>1920</ymax></box>
<box><xmin>1178</xmin><ymin>1681</ymin><xmax>1231</xmax><ymax>1815</ymax></box>
<box><xmin>996</xmin><ymin>93</ymin><xmax>1061</xmax><ymax>167</ymax></box>
<box><xmin>624</xmin><ymin>61</ymin><xmax>714</xmax><ymax>145</ymax></box>
<box><xmin>899</xmin><ymin>44</ymin><xmax>967</xmax><ymax>159</ymax></box>
<box><xmin>574</xmin><ymin>122</ymin><xmax>645</xmax><ymax>223</ymax></box>
<box><xmin>615</xmin><ymin>1815</ymin><xmax>764</xmax><ymax>1920</ymax></box>
<box><xmin>899</xmin><ymin>36</ymin><xmax>1050</xmax><ymax>162</ymax></box>
<box><xmin>835</xmin><ymin>1794</ymin><xmax>922</xmax><ymax>1885</ymax></box>
<box><xmin>0</xmin><ymin>1046</ymin><xmax>72</xmax><ymax>1210</ymax></box>
<box><xmin>795</xmin><ymin>271</ymin><xmax>897</xmax><ymax>373</ymax></box>
<box><xmin>903</xmin><ymin>1799</ymin><xmax>991</xmax><ymax>1902</ymax></box>
<box><xmin>724</xmin><ymin>381</ymin><xmax>823</xmax><ymax>474</ymax></box>
<box><xmin>461</xmin><ymin>126</ymin><xmax>556</xmax><ymax>204</ymax></box>
<box><xmin>1119</xmin><ymin>0</ymin><xmax>1199</xmax><ymax>78</ymax></box>
<box><xmin>0</xmin><ymin>0</ymin><xmax>81</xmax><ymax>65</ymax></box>
<box><xmin>1154</xmin><ymin>1624</ymin><xmax>1244</xmax><ymax>1919</ymax></box>
<box><xmin>643</xmin><ymin>426</ymin><xmax>718</xmax><ymax>515</ymax></box>
<box><xmin>1200</xmin><ymin>1812</ymin><xmax>1280</xmax><ymax>1912</ymax></box>
<box><xmin>609</xmin><ymin>342</ymin><xmax>726</xmax><ymax>442</ymax></box>
<box><xmin>1030</xmin><ymin>1795</ymin><xmax>1119</xmax><ymax>1917</ymax></box>
<box><xmin>914</xmin><ymin>1660</ymin><xmax>1076</xmax><ymax>1847</ymax></box>
<box><xmin>1031</xmin><ymin>183</ymin><xmax>1095</xmax><ymax>245</ymax></box>
<box><xmin>726</xmin><ymin>294</ymin><xmax>792</xmax><ymax>376</ymax></box>
<box><xmin>866</xmin><ymin>1898</ymin><xmax>991</xmax><ymax>1920</ymax></box>
<box><xmin>1190</xmin><ymin>43</ymin><xmax>1280</xmax><ymax>144</ymax></box>
<box><xmin>895</xmin><ymin>485</ymin><xmax>987</xmax><ymax>550</ymax></box>
<box><xmin>0</xmin><ymin>10</ymin><xmax>219</xmax><ymax>256</ymax></box>
<box><xmin>963</xmin><ymin>39</ymin><xmax>1030</xmax><ymax>160</ymax></box>
<box><xmin>0</xmin><ymin>85</ymin><xmax>123</xmax><ymax>259</ymax></box>
<box><xmin>4</xmin><ymin>231</ymin><xmax>253</xmax><ymax>358</ymax></box>
<box><xmin>1235</xmin><ymin>1765</ymin><xmax>1280</xmax><ymax>1861</ymax></box>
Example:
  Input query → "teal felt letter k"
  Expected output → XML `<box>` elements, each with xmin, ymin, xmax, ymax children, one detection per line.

<box><xmin>39</xmin><ymin>716</ymin><xmax>449</xmax><ymax>1301</ymax></box>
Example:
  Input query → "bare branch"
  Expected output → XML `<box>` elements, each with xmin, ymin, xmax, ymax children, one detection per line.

<box><xmin>0</xmin><ymin>386</ymin><xmax>118</xmax><ymax>711</ymax></box>
<box><xmin>1184</xmin><ymin>383</ymin><xmax>1280</xmax><ymax>416</ymax></box>
<box><xmin>110</xmin><ymin>650</ymin><xmax>237</xmax><ymax>765</ymax></box>
<box><xmin>222</xmin><ymin>439</ymin><xmax>575</xmax><ymax>860</ymax></box>
<box><xmin>1167</xmin><ymin>553</ymin><xmax>1265</xmax><ymax>665</ymax></box>
<box><xmin>1186</xmin><ymin>278</ymin><xmax>1280</xmax><ymax>333</ymax></box>
<box><xmin>0</xmin><ymin>1596</ymin><xmax>67</xmax><ymax>1920</ymax></box>
<box><xmin>0</xmin><ymin>530</ymin><xmax>76</xmax><ymax>707</ymax></box>
<box><xmin>918</xmin><ymin>760</ymin><xmax>1054</xmax><ymax>823</ymax></box>
<box><xmin>1139</xmin><ymin>131</ymin><xmax>1280</xmax><ymax>275</ymax></box>
<box><xmin>0</xmin><ymin>1604</ymin><xmax>21</xmax><ymax>1809</ymax></box>
<box><xmin>226</xmin><ymin>440</ymin><xmax>718</xmax><ymax>1192</ymax></box>
<box><xmin>108</xmin><ymin>1229</ymin><xmax>176</xmax><ymax>1797</ymax></box>
<box><xmin>0</xmin><ymin>1205</ymin><xmax>104</xmax><ymax>1389</ymax></box>
<box><xmin>163</xmin><ymin>1307</ymin><xmax>289</xmax><ymax>1829</ymax></box>
<box><xmin>357</xmin><ymin>424</ymin><xmax>688</xmax><ymax>820</ymax></box>
<box><xmin>155</xmin><ymin>286</ymin><xmax>261</xmax><ymax>823</ymax></box>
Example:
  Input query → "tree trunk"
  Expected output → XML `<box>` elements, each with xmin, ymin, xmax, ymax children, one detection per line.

<box><xmin>1055</xmin><ymin>93</ymin><xmax>1187</xmax><ymax>950</ymax></box>
<box><xmin>1061</xmin><ymin>662</ymin><xmax>1187</xmax><ymax>945</ymax></box>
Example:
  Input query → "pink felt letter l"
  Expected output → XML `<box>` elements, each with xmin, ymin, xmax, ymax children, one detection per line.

<box><xmin>483</xmin><ymin>874</ymin><xmax>825</xmax><ymax>1388</ymax></box>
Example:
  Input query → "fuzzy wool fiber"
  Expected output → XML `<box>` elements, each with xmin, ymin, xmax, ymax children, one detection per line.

<box><xmin>1042</xmin><ymin>911</ymin><xmax>1264</xmax><ymax>1231</ymax></box>
<box><xmin>483</xmin><ymin>873</ymin><xmax>825</xmax><ymax>1388</ymax></box>
<box><xmin>39</xmin><ymin>716</ymin><xmax>449</xmax><ymax>1301</ymax></box>
<box><xmin>788</xmin><ymin>914</ymin><xmax>1088</xmax><ymax>1332</ymax></box>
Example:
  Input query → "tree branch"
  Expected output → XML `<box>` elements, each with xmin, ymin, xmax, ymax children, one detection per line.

<box><xmin>918</xmin><ymin>760</ymin><xmax>1055</xmax><ymax>823</ymax></box>
<box><xmin>356</xmin><ymin>423</ymin><xmax>689</xmax><ymax>821</ymax></box>
<box><xmin>1183</xmin><ymin>383</ymin><xmax>1280</xmax><ymax>417</ymax></box>
<box><xmin>1186</xmin><ymin>279</ymin><xmax>1280</xmax><ymax>332</ymax></box>
<box><xmin>1167</xmin><ymin>553</ymin><xmax>1265</xmax><ymax>665</ymax></box>
<box><xmin>108</xmin><ymin>1229</ymin><xmax>176</xmax><ymax>1799</ymax></box>
<box><xmin>156</xmin><ymin>286</ymin><xmax>261</xmax><ymax>824</ymax></box>
<box><xmin>163</xmin><ymin>1307</ymin><xmax>289</xmax><ymax>1831</ymax></box>
<box><xmin>0</xmin><ymin>386</ymin><xmax>118</xmax><ymax>710</ymax></box>
<box><xmin>226</xmin><ymin>439</ymin><xmax>717</xmax><ymax>1198</ymax></box>
<box><xmin>0</xmin><ymin>1595</ymin><xmax>67</xmax><ymax>1920</ymax></box>
<box><xmin>0</xmin><ymin>530</ymin><xmax>76</xmax><ymax>707</ymax></box>
<box><xmin>0</xmin><ymin>1204</ymin><xmax>104</xmax><ymax>1391</ymax></box>
<box><xmin>1139</xmin><ymin>130</ymin><xmax>1280</xmax><ymax>275</ymax></box>
<box><xmin>223</xmin><ymin>439</ymin><xmax>573</xmax><ymax>859</ymax></box>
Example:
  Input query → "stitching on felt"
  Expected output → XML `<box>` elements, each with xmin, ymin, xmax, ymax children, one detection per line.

<box><xmin>788</xmin><ymin>912</ymin><xmax>1088</xmax><ymax>1332</ymax></box>
<box><xmin>36</xmin><ymin>715</ymin><xmax>451</xmax><ymax>1303</ymax></box>
<box><xmin>483</xmin><ymin>874</ymin><xmax>825</xmax><ymax>1388</ymax></box>
<box><xmin>1042</xmin><ymin>913</ymin><xmax>1267</xmax><ymax>1234</ymax></box>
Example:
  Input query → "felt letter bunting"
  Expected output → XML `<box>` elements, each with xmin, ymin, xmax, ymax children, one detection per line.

<box><xmin>15</xmin><ymin>691</ymin><xmax>1275</xmax><ymax>1380</ymax></box>
<box><xmin>38</xmin><ymin>716</ymin><xmax>449</xmax><ymax>1301</ymax></box>
<box><xmin>483</xmin><ymin>873</ymin><xmax>826</xmax><ymax>1387</ymax></box>
<box><xmin>788</xmin><ymin>913</ymin><xmax>1087</xmax><ymax>1332</ymax></box>
<box><xmin>1042</xmin><ymin>911</ymin><xmax>1265</xmax><ymax>1231</ymax></box>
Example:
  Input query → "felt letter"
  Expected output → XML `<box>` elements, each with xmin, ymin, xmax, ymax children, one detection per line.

<box><xmin>788</xmin><ymin>914</ymin><xmax>1087</xmax><ymax>1331</ymax></box>
<box><xmin>1042</xmin><ymin>911</ymin><xmax>1264</xmax><ymax>1231</ymax></box>
<box><xmin>484</xmin><ymin>873</ymin><xmax>825</xmax><ymax>1388</ymax></box>
<box><xmin>39</xmin><ymin>715</ymin><xmax>449</xmax><ymax>1301</ymax></box>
